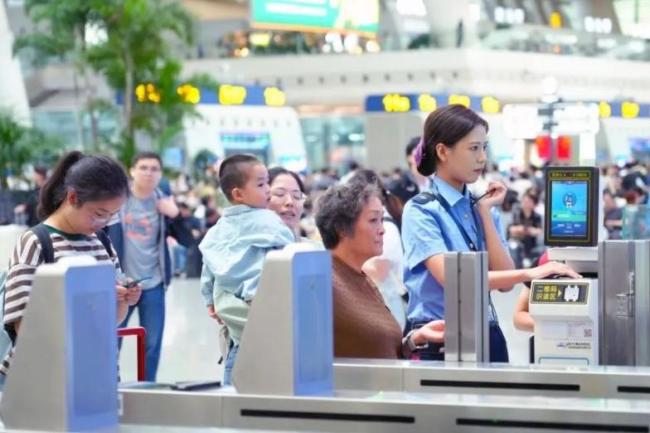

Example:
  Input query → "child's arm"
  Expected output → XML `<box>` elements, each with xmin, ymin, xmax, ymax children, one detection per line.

<box><xmin>200</xmin><ymin>263</ymin><xmax>215</xmax><ymax>306</ymax></box>
<box><xmin>200</xmin><ymin>264</ymin><xmax>222</xmax><ymax>322</ymax></box>
<box><xmin>514</xmin><ymin>286</ymin><xmax>534</xmax><ymax>332</ymax></box>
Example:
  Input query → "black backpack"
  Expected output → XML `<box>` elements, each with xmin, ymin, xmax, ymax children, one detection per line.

<box><xmin>2</xmin><ymin>224</ymin><xmax>114</xmax><ymax>345</ymax></box>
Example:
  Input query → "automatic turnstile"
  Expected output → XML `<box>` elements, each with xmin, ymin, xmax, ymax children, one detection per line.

<box><xmin>333</xmin><ymin>358</ymin><xmax>650</xmax><ymax>399</ymax></box>
<box><xmin>118</xmin><ymin>386</ymin><xmax>650</xmax><ymax>433</ymax></box>
<box><xmin>0</xmin><ymin>424</ymin><xmax>312</xmax><ymax>433</ymax></box>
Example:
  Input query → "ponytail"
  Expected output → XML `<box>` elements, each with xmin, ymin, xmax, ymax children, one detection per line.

<box><xmin>38</xmin><ymin>151</ymin><xmax>129</xmax><ymax>219</ymax></box>
<box><xmin>38</xmin><ymin>151</ymin><xmax>85</xmax><ymax>219</ymax></box>
<box><xmin>418</xmin><ymin>104</ymin><xmax>489</xmax><ymax>177</ymax></box>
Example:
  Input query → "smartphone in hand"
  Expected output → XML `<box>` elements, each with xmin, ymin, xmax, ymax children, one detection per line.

<box><xmin>124</xmin><ymin>276</ymin><xmax>152</xmax><ymax>288</ymax></box>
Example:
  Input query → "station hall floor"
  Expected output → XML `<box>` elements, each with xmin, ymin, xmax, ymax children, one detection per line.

<box><xmin>118</xmin><ymin>279</ymin><xmax>531</xmax><ymax>383</ymax></box>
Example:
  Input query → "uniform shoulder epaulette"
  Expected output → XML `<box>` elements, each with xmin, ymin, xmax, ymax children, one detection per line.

<box><xmin>412</xmin><ymin>191</ymin><xmax>436</xmax><ymax>205</ymax></box>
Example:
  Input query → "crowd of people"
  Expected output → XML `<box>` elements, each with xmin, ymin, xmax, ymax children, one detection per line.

<box><xmin>2</xmin><ymin>103</ymin><xmax>650</xmax><ymax>387</ymax></box>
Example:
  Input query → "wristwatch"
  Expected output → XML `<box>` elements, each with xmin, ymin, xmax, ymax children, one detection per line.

<box><xmin>405</xmin><ymin>329</ymin><xmax>428</xmax><ymax>352</ymax></box>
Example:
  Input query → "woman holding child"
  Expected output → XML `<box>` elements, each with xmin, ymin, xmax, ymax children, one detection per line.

<box><xmin>199</xmin><ymin>155</ymin><xmax>295</xmax><ymax>385</ymax></box>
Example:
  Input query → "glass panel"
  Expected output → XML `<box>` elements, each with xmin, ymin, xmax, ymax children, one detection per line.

<box><xmin>299</xmin><ymin>115</ymin><xmax>365</xmax><ymax>172</ymax></box>
<box><xmin>622</xmin><ymin>205</ymin><xmax>650</xmax><ymax>239</ymax></box>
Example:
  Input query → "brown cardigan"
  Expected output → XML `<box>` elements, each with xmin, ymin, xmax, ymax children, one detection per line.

<box><xmin>332</xmin><ymin>256</ymin><xmax>404</xmax><ymax>359</ymax></box>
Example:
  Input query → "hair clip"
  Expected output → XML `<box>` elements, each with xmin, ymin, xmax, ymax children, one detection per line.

<box><xmin>414</xmin><ymin>137</ymin><xmax>425</xmax><ymax>166</ymax></box>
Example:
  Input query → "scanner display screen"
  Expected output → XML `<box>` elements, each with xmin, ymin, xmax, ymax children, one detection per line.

<box><xmin>550</xmin><ymin>180</ymin><xmax>588</xmax><ymax>238</ymax></box>
<box><xmin>531</xmin><ymin>282</ymin><xmax>589</xmax><ymax>304</ymax></box>
<box><xmin>544</xmin><ymin>167</ymin><xmax>598</xmax><ymax>246</ymax></box>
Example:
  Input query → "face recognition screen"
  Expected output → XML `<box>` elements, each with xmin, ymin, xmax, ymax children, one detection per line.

<box><xmin>531</xmin><ymin>282</ymin><xmax>589</xmax><ymax>304</ymax></box>
<box><xmin>544</xmin><ymin>167</ymin><xmax>598</xmax><ymax>246</ymax></box>
<box><xmin>549</xmin><ymin>180</ymin><xmax>589</xmax><ymax>238</ymax></box>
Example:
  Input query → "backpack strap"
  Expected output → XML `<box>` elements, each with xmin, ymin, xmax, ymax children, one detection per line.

<box><xmin>30</xmin><ymin>224</ymin><xmax>55</xmax><ymax>264</ymax></box>
<box><xmin>4</xmin><ymin>224</ymin><xmax>54</xmax><ymax>346</ymax></box>
<box><xmin>95</xmin><ymin>229</ymin><xmax>114</xmax><ymax>259</ymax></box>
<box><xmin>4</xmin><ymin>226</ymin><xmax>114</xmax><ymax>348</ymax></box>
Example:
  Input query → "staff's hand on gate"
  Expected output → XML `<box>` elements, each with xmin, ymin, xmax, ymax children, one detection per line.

<box><xmin>525</xmin><ymin>261</ymin><xmax>581</xmax><ymax>280</ymax></box>
<box><xmin>412</xmin><ymin>320</ymin><xmax>445</xmax><ymax>344</ymax></box>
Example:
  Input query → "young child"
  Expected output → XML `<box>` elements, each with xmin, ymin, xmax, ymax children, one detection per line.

<box><xmin>199</xmin><ymin>154</ymin><xmax>294</xmax><ymax>384</ymax></box>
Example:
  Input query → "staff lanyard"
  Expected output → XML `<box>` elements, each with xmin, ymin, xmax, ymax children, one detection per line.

<box><xmin>430</xmin><ymin>178</ymin><xmax>499</xmax><ymax>323</ymax></box>
<box><xmin>430</xmin><ymin>178</ymin><xmax>484</xmax><ymax>252</ymax></box>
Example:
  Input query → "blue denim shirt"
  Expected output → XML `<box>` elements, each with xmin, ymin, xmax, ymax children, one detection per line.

<box><xmin>199</xmin><ymin>205</ymin><xmax>295</xmax><ymax>303</ymax></box>
<box><xmin>402</xmin><ymin>176</ymin><xmax>508</xmax><ymax>322</ymax></box>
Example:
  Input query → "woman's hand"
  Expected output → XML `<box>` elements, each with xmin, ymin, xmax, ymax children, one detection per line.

<box><xmin>412</xmin><ymin>320</ymin><xmax>445</xmax><ymax>345</ymax></box>
<box><xmin>477</xmin><ymin>181</ymin><xmax>507</xmax><ymax>212</ymax></box>
<box><xmin>116</xmin><ymin>284</ymin><xmax>130</xmax><ymax>324</ymax></box>
<box><xmin>116</xmin><ymin>284</ymin><xmax>129</xmax><ymax>302</ymax></box>
<box><xmin>525</xmin><ymin>261</ymin><xmax>582</xmax><ymax>281</ymax></box>
<box><xmin>118</xmin><ymin>276</ymin><xmax>142</xmax><ymax>306</ymax></box>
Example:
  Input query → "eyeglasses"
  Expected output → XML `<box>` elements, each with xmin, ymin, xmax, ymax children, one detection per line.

<box><xmin>136</xmin><ymin>165</ymin><xmax>161</xmax><ymax>173</ymax></box>
<box><xmin>271</xmin><ymin>188</ymin><xmax>305</xmax><ymax>201</ymax></box>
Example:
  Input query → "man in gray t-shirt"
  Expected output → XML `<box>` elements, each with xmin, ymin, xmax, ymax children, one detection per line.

<box><xmin>108</xmin><ymin>152</ymin><xmax>191</xmax><ymax>381</ymax></box>
<box><xmin>123</xmin><ymin>194</ymin><xmax>163</xmax><ymax>290</ymax></box>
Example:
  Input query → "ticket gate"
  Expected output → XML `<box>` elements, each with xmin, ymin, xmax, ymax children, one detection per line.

<box><xmin>0</xmin><ymin>256</ymin><xmax>118</xmax><ymax>432</ymax></box>
<box><xmin>529</xmin><ymin>279</ymin><xmax>599</xmax><ymax>365</ymax></box>
<box><xmin>232</xmin><ymin>244</ymin><xmax>334</xmax><ymax>396</ymax></box>
<box><xmin>114</xmin><ymin>248</ymin><xmax>650</xmax><ymax>432</ymax></box>
<box><xmin>443</xmin><ymin>251</ymin><xmax>490</xmax><ymax>362</ymax></box>
<box><xmin>118</xmin><ymin>387</ymin><xmax>650</xmax><ymax>433</ymax></box>
<box><xmin>537</xmin><ymin>166</ymin><xmax>650</xmax><ymax>367</ymax></box>
<box><xmin>599</xmin><ymin>240</ymin><xmax>650</xmax><ymax>366</ymax></box>
<box><xmin>537</xmin><ymin>240</ymin><xmax>650</xmax><ymax>367</ymax></box>
<box><xmin>445</xmin><ymin>240</ymin><xmax>650</xmax><ymax>368</ymax></box>
<box><xmin>333</xmin><ymin>358</ymin><xmax>650</xmax><ymax>399</ymax></box>
<box><xmin>4</xmin><ymin>248</ymin><xmax>650</xmax><ymax>433</ymax></box>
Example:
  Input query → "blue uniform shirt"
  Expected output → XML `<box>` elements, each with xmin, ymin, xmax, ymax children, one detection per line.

<box><xmin>402</xmin><ymin>176</ymin><xmax>509</xmax><ymax>322</ymax></box>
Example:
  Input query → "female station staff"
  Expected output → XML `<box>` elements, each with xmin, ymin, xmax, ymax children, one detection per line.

<box><xmin>401</xmin><ymin>104</ymin><xmax>579</xmax><ymax>362</ymax></box>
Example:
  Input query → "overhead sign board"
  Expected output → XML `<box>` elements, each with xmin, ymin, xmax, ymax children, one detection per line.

<box><xmin>251</xmin><ymin>0</ymin><xmax>379</xmax><ymax>36</ymax></box>
<box><xmin>366</xmin><ymin>93</ymin><xmax>500</xmax><ymax>114</ymax></box>
<box><xmin>553</xmin><ymin>103</ymin><xmax>600</xmax><ymax>135</ymax></box>
<box><xmin>502</xmin><ymin>104</ymin><xmax>542</xmax><ymax>139</ymax></box>
<box><xmin>117</xmin><ymin>84</ymin><xmax>286</xmax><ymax>107</ymax></box>
<box><xmin>504</xmin><ymin>103</ymin><xmax>600</xmax><ymax>138</ymax></box>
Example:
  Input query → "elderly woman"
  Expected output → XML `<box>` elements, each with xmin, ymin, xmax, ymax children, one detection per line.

<box><xmin>347</xmin><ymin>169</ymin><xmax>410</xmax><ymax>330</ymax></box>
<box><xmin>316</xmin><ymin>182</ymin><xmax>444</xmax><ymax>359</ymax></box>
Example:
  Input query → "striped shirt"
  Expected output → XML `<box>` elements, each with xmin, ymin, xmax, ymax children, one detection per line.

<box><xmin>1</xmin><ymin>226</ymin><xmax>121</xmax><ymax>376</ymax></box>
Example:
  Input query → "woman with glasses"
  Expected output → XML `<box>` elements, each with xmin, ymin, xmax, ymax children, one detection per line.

<box><xmin>1</xmin><ymin>151</ymin><xmax>140</xmax><ymax>388</ymax></box>
<box><xmin>267</xmin><ymin>167</ymin><xmax>307</xmax><ymax>241</ymax></box>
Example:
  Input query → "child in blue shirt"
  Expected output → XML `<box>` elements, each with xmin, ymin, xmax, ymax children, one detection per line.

<box><xmin>199</xmin><ymin>154</ymin><xmax>294</xmax><ymax>384</ymax></box>
<box><xmin>200</xmin><ymin>154</ymin><xmax>295</xmax><ymax>302</ymax></box>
